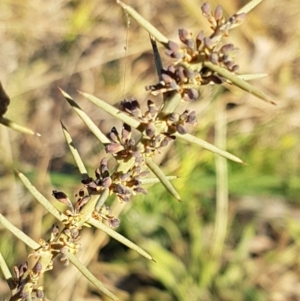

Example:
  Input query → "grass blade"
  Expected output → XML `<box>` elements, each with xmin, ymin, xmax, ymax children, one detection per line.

<box><xmin>0</xmin><ymin>117</ymin><xmax>41</xmax><ymax>136</ymax></box>
<box><xmin>79</xmin><ymin>91</ymin><xmax>141</xmax><ymax>129</ymax></box>
<box><xmin>67</xmin><ymin>252</ymin><xmax>119</xmax><ymax>301</ymax></box>
<box><xmin>17</xmin><ymin>171</ymin><xmax>65</xmax><ymax>222</ymax></box>
<box><xmin>60</xmin><ymin>88</ymin><xmax>110</xmax><ymax>144</ymax></box>
<box><xmin>237</xmin><ymin>0</ymin><xmax>263</xmax><ymax>15</ymax></box>
<box><xmin>175</xmin><ymin>133</ymin><xmax>245</xmax><ymax>164</ymax></box>
<box><xmin>117</xmin><ymin>1</ymin><xmax>168</xmax><ymax>45</ymax></box>
<box><xmin>140</xmin><ymin>175</ymin><xmax>178</xmax><ymax>185</ymax></box>
<box><xmin>61</xmin><ymin>121</ymin><xmax>89</xmax><ymax>179</ymax></box>
<box><xmin>238</xmin><ymin>73</ymin><xmax>269</xmax><ymax>81</ymax></box>
<box><xmin>0</xmin><ymin>214</ymin><xmax>40</xmax><ymax>250</ymax></box>
<box><xmin>203</xmin><ymin>62</ymin><xmax>275</xmax><ymax>105</ymax></box>
<box><xmin>88</xmin><ymin>218</ymin><xmax>155</xmax><ymax>262</ymax></box>
<box><xmin>145</xmin><ymin>157</ymin><xmax>181</xmax><ymax>201</ymax></box>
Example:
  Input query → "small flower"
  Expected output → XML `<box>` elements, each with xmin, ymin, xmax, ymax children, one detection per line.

<box><xmin>166</xmin><ymin>110</ymin><xmax>198</xmax><ymax>134</ymax></box>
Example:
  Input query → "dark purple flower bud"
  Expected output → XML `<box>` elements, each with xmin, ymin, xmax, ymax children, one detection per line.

<box><xmin>230</xmin><ymin>13</ymin><xmax>246</xmax><ymax>25</ymax></box>
<box><xmin>102</xmin><ymin>177</ymin><xmax>112</xmax><ymax>188</ymax></box>
<box><xmin>108</xmin><ymin>131</ymin><xmax>119</xmax><ymax>143</ymax></box>
<box><xmin>201</xmin><ymin>2</ymin><xmax>211</xmax><ymax>17</ymax></box>
<box><xmin>51</xmin><ymin>224</ymin><xmax>60</xmax><ymax>235</ymax></box>
<box><xmin>210</xmin><ymin>52</ymin><xmax>219</xmax><ymax>64</ymax></box>
<box><xmin>231</xmin><ymin>64</ymin><xmax>239</xmax><ymax>72</ymax></box>
<box><xmin>188</xmin><ymin>88</ymin><xmax>199</xmax><ymax>101</ymax></box>
<box><xmin>225</xmin><ymin>60</ymin><xmax>234</xmax><ymax>70</ymax></box>
<box><xmin>172</xmin><ymin>52</ymin><xmax>184</xmax><ymax>59</ymax></box>
<box><xmin>204</xmin><ymin>37</ymin><xmax>213</xmax><ymax>48</ymax></box>
<box><xmin>147</xmin><ymin>100</ymin><xmax>157</xmax><ymax>116</ymax></box>
<box><xmin>180</xmin><ymin>110</ymin><xmax>189</xmax><ymax>121</ymax></box>
<box><xmin>120</xmin><ymin>195</ymin><xmax>130</xmax><ymax>202</ymax></box>
<box><xmin>146</xmin><ymin>123</ymin><xmax>156</xmax><ymax>138</ymax></box>
<box><xmin>76</xmin><ymin>196</ymin><xmax>90</xmax><ymax>211</ymax></box>
<box><xmin>33</xmin><ymin>261</ymin><xmax>43</xmax><ymax>274</ymax></box>
<box><xmin>52</xmin><ymin>190</ymin><xmax>73</xmax><ymax>209</ymax></box>
<box><xmin>170</xmin><ymin>81</ymin><xmax>178</xmax><ymax>90</ymax></box>
<box><xmin>135</xmin><ymin>187</ymin><xmax>148</xmax><ymax>195</ymax></box>
<box><xmin>128</xmin><ymin>138</ymin><xmax>136</xmax><ymax>146</ymax></box>
<box><xmin>176</xmin><ymin>66</ymin><xmax>187</xmax><ymax>83</ymax></box>
<box><xmin>109</xmin><ymin>217</ymin><xmax>120</xmax><ymax>228</ymax></box>
<box><xmin>18</xmin><ymin>262</ymin><xmax>28</xmax><ymax>277</ymax></box>
<box><xmin>178</xmin><ymin>28</ymin><xmax>189</xmax><ymax>43</ymax></box>
<box><xmin>214</xmin><ymin>5</ymin><xmax>223</xmax><ymax>21</ymax></box>
<box><xmin>196</xmin><ymin>31</ymin><xmax>204</xmax><ymax>48</ymax></box>
<box><xmin>186</xmin><ymin>39</ymin><xmax>195</xmax><ymax>49</ymax></box>
<box><xmin>220</xmin><ymin>43</ymin><xmax>234</xmax><ymax>54</ymax></box>
<box><xmin>187</xmin><ymin>111</ymin><xmax>197</xmax><ymax>125</ymax></box>
<box><xmin>36</xmin><ymin>289</ymin><xmax>44</xmax><ymax>299</ymax></box>
<box><xmin>167</xmin><ymin>65</ymin><xmax>176</xmax><ymax>73</ymax></box>
<box><xmin>120</xmin><ymin>172</ymin><xmax>130</xmax><ymax>181</ymax></box>
<box><xmin>167</xmin><ymin>40</ymin><xmax>180</xmax><ymax>51</ymax></box>
<box><xmin>185</xmin><ymin>69</ymin><xmax>195</xmax><ymax>81</ymax></box>
<box><xmin>70</xmin><ymin>228</ymin><xmax>80</xmax><ymax>238</ymax></box>
<box><xmin>168</xmin><ymin>112</ymin><xmax>179</xmax><ymax>123</ymax></box>
<box><xmin>100</xmin><ymin>158</ymin><xmax>108</xmax><ymax>173</ymax></box>
<box><xmin>105</xmin><ymin>143</ymin><xmax>124</xmax><ymax>154</ymax></box>
<box><xmin>122</xmin><ymin>123</ymin><xmax>131</xmax><ymax>141</ymax></box>
<box><xmin>139</xmin><ymin>170</ymin><xmax>149</xmax><ymax>178</ymax></box>
<box><xmin>176</xmin><ymin>124</ymin><xmax>187</xmax><ymax>134</ymax></box>
<box><xmin>115</xmin><ymin>184</ymin><xmax>131</xmax><ymax>195</ymax></box>
<box><xmin>161</xmin><ymin>73</ymin><xmax>174</xmax><ymax>84</ymax></box>
<box><xmin>165</xmin><ymin>49</ymin><xmax>174</xmax><ymax>57</ymax></box>
<box><xmin>78</xmin><ymin>189</ymin><xmax>85</xmax><ymax>197</ymax></box>
<box><xmin>160</xmin><ymin>137</ymin><xmax>169</xmax><ymax>147</ymax></box>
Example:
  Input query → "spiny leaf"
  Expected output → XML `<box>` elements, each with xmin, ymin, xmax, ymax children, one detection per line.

<box><xmin>0</xmin><ymin>252</ymin><xmax>14</xmax><ymax>290</ymax></box>
<box><xmin>88</xmin><ymin>218</ymin><xmax>155</xmax><ymax>262</ymax></box>
<box><xmin>78</xmin><ymin>91</ymin><xmax>141</xmax><ymax>129</ymax></box>
<box><xmin>145</xmin><ymin>157</ymin><xmax>181</xmax><ymax>201</ymax></box>
<box><xmin>203</xmin><ymin>61</ymin><xmax>276</xmax><ymax>105</ymax></box>
<box><xmin>237</xmin><ymin>0</ymin><xmax>263</xmax><ymax>15</ymax></box>
<box><xmin>0</xmin><ymin>214</ymin><xmax>40</xmax><ymax>250</ymax></box>
<box><xmin>238</xmin><ymin>73</ymin><xmax>269</xmax><ymax>81</ymax></box>
<box><xmin>0</xmin><ymin>117</ymin><xmax>41</xmax><ymax>136</ymax></box>
<box><xmin>140</xmin><ymin>175</ymin><xmax>178</xmax><ymax>185</ymax></box>
<box><xmin>175</xmin><ymin>133</ymin><xmax>245</xmax><ymax>164</ymax></box>
<box><xmin>59</xmin><ymin>88</ymin><xmax>110</xmax><ymax>144</ymax></box>
<box><xmin>17</xmin><ymin>171</ymin><xmax>65</xmax><ymax>222</ymax></box>
<box><xmin>67</xmin><ymin>252</ymin><xmax>119</xmax><ymax>301</ymax></box>
<box><xmin>61</xmin><ymin>121</ymin><xmax>89</xmax><ymax>179</ymax></box>
<box><xmin>117</xmin><ymin>1</ymin><xmax>168</xmax><ymax>45</ymax></box>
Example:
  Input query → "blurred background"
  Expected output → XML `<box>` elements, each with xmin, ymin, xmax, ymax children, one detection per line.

<box><xmin>0</xmin><ymin>0</ymin><xmax>300</xmax><ymax>300</ymax></box>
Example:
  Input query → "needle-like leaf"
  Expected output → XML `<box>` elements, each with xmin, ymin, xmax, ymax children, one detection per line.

<box><xmin>17</xmin><ymin>171</ymin><xmax>65</xmax><ymax>222</ymax></box>
<box><xmin>175</xmin><ymin>133</ymin><xmax>245</xmax><ymax>164</ymax></box>
<box><xmin>0</xmin><ymin>117</ymin><xmax>41</xmax><ymax>136</ymax></box>
<box><xmin>145</xmin><ymin>157</ymin><xmax>181</xmax><ymax>201</ymax></box>
<box><xmin>204</xmin><ymin>62</ymin><xmax>276</xmax><ymax>105</ymax></box>
<box><xmin>117</xmin><ymin>1</ymin><xmax>168</xmax><ymax>45</ymax></box>
<box><xmin>237</xmin><ymin>0</ymin><xmax>263</xmax><ymax>14</ymax></box>
<box><xmin>61</xmin><ymin>121</ymin><xmax>89</xmax><ymax>179</ymax></box>
<box><xmin>59</xmin><ymin>88</ymin><xmax>110</xmax><ymax>144</ymax></box>
<box><xmin>0</xmin><ymin>214</ymin><xmax>40</xmax><ymax>250</ymax></box>
<box><xmin>78</xmin><ymin>91</ymin><xmax>141</xmax><ymax>129</ymax></box>
<box><xmin>67</xmin><ymin>252</ymin><xmax>119</xmax><ymax>301</ymax></box>
<box><xmin>88</xmin><ymin>218</ymin><xmax>155</xmax><ymax>262</ymax></box>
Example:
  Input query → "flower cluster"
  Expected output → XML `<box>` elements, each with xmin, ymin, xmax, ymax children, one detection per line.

<box><xmin>146</xmin><ymin>2</ymin><xmax>246</xmax><ymax>101</ymax></box>
<box><xmin>166</xmin><ymin>110</ymin><xmax>197</xmax><ymax>135</ymax></box>
<box><xmin>11</xmin><ymin>262</ymin><xmax>45</xmax><ymax>301</ymax></box>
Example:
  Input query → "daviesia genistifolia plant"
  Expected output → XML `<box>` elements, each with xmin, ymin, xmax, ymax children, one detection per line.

<box><xmin>0</xmin><ymin>0</ymin><xmax>274</xmax><ymax>300</ymax></box>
